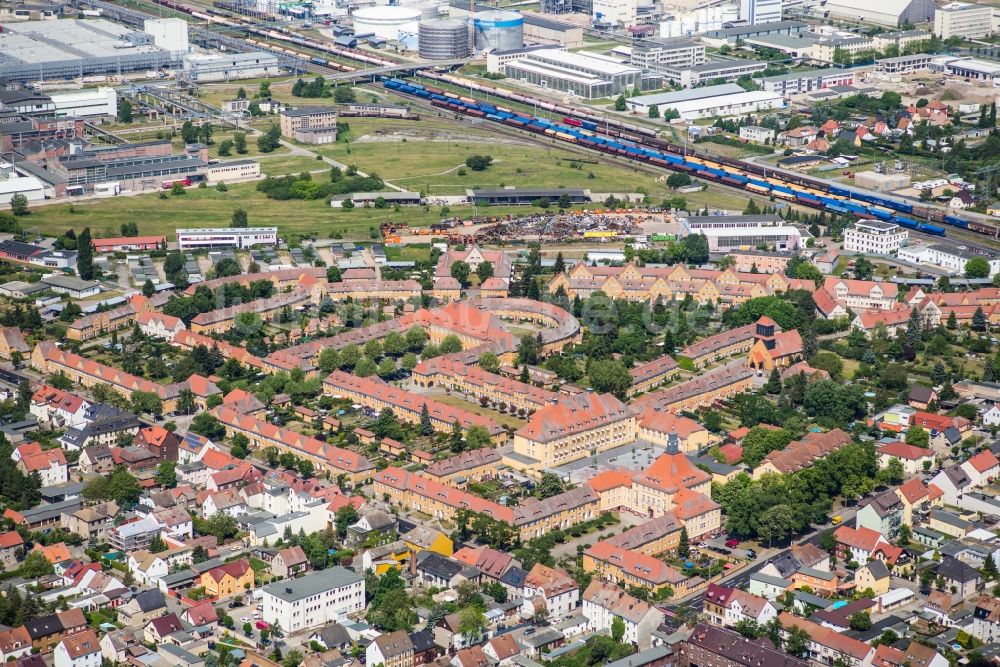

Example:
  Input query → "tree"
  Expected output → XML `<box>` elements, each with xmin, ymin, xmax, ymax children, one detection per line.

<box><xmin>648</xmin><ymin>104</ymin><xmax>660</xmax><ymax>119</ymax></box>
<box><xmin>107</xmin><ymin>466</ymin><xmax>141</xmax><ymax>506</ymax></box>
<box><xmin>587</xmin><ymin>359</ymin><xmax>632</xmax><ymax>400</ymax></box>
<box><xmin>232</xmin><ymin>208</ymin><xmax>249</xmax><ymax>228</ymax></box>
<box><xmin>77</xmin><ymin>227</ymin><xmax>94</xmax><ymax>280</ymax></box>
<box><xmin>19</xmin><ymin>551</ymin><xmax>52</xmax><ymax>578</ymax></box>
<box><xmin>234</xmin><ymin>132</ymin><xmax>248</xmax><ymax>154</ymax></box>
<box><xmin>611</xmin><ymin>616</ymin><xmax>625</xmax><ymax>642</ymax></box>
<box><xmin>466</xmin><ymin>426</ymin><xmax>492</xmax><ymax>450</ymax></box>
<box><xmin>9</xmin><ymin>194</ymin><xmax>28</xmax><ymax>217</ymax></box>
<box><xmin>117</xmin><ymin>99</ymin><xmax>134</xmax><ymax>123</ymax></box>
<box><xmin>678</xmin><ymin>526</ymin><xmax>690</xmax><ymax>559</ymax></box>
<box><xmin>967</xmin><ymin>256</ymin><xmax>991</xmax><ymax>279</ymax></box>
<box><xmin>974</xmin><ymin>306</ymin><xmax>989</xmax><ymax>332</ymax></box>
<box><xmin>785</xmin><ymin>626</ymin><xmax>810</xmax><ymax>658</ymax></box>
<box><xmin>853</xmin><ymin>255</ymin><xmax>874</xmax><ymax>280</ymax></box>
<box><xmin>667</xmin><ymin>173</ymin><xmax>692</xmax><ymax>189</ymax></box>
<box><xmin>614</xmin><ymin>94</ymin><xmax>627</xmax><ymax>111</ymax></box>
<box><xmin>476</xmin><ymin>261</ymin><xmax>494</xmax><ymax>283</ymax></box>
<box><xmin>334</xmin><ymin>505</ymin><xmax>359</xmax><ymax>538</ymax></box>
<box><xmin>758</xmin><ymin>504</ymin><xmax>794</xmax><ymax>546</ymax></box>
<box><xmin>764</xmin><ymin>367</ymin><xmax>782</xmax><ymax>394</ymax></box>
<box><xmin>450</xmin><ymin>260</ymin><xmax>471</xmax><ymax>287</ymax></box>
<box><xmin>905</xmin><ymin>424</ymin><xmax>930</xmax><ymax>447</ymax></box>
<box><xmin>457</xmin><ymin>606</ymin><xmax>486</xmax><ymax>642</ymax></box>
<box><xmin>478</xmin><ymin>352</ymin><xmax>500</xmax><ymax>374</ymax></box>
<box><xmin>191</xmin><ymin>412</ymin><xmax>226</xmax><ymax>440</ymax></box>
<box><xmin>849</xmin><ymin>611</ymin><xmax>872</xmax><ymax>631</ymax></box>
<box><xmin>142</xmin><ymin>279</ymin><xmax>155</xmax><ymax>298</ymax></box>
<box><xmin>155</xmin><ymin>460</ymin><xmax>177</xmax><ymax>488</ymax></box>
<box><xmin>538</xmin><ymin>473</ymin><xmax>565</xmax><ymax>499</ymax></box>
<box><xmin>465</xmin><ymin>155</ymin><xmax>493</xmax><ymax>171</ymax></box>
<box><xmin>682</xmin><ymin>233</ymin><xmax>710</xmax><ymax>264</ymax></box>
<box><xmin>258</xmin><ymin>124</ymin><xmax>281</xmax><ymax>153</ymax></box>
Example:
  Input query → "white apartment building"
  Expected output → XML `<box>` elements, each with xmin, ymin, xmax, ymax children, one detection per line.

<box><xmin>739</xmin><ymin>125</ymin><xmax>777</xmax><ymax>143</ymax></box>
<box><xmin>843</xmin><ymin>220</ymin><xmax>908</xmax><ymax>255</ymax></box>
<box><xmin>630</xmin><ymin>38</ymin><xmax>706</xmax><ymax>72</ymax></box>
<box><xmin>261</xmin><ymin>567</ymin><xmax>365</xmax><ymax>633</ymax></box>
<box><xmin>581</xmin><ymin>581</ymin><xmax>664</xmax><ymax>650</ymax></box>
<box><xmin>176</xmin><ymin>227</ymin><xmax>278</xmax><ymax>251</ymax></box>
<box><xmin>682</xmin><ymin>214</ymin><xmax>802</xmax><ymax>251</ymax></box>
<box><xmin>899</xmin><ymin>243</ymin><xmax>1000</xmax><ymax>277</ymax></box>
<box><xmin>740</xmin><ymin>0</ymin><xmax>783</xmax><ymax>24</ymax></box>
<box><xmin>935</xmin><ymin>2</ymin><xmax>1000</xmax><ymax>40</ymax></box>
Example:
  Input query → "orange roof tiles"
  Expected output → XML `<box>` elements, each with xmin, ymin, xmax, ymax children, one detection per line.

<box><xmin>878</xmin><ymin>442</ymin><xmax>933</xmax><ymax>460</ymax></box>
<box><xmin>967</xmin><ymin>449</ymin><xmax>999</xmax><ymax>473</ymax></box>
<box><xmin>587</xmin><ymin>469</ymin><xmax>634</xmax><ymax>493</ymax></box>
<box><xmin>515</xmin><ymin>392</ymin><xmax>633</xmax><ymax>443</ymax></box>
<box><xmin>633</xmin><ymin>451</ymin><xmax>710</xmax><ymax>494</ymax></box>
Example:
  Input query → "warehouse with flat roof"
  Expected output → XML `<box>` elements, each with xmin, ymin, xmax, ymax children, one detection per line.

<box><xmin>467</xmin><ymin>188</ymin><xmax>590</xmax><ymax>205</ymax></box>
<box><xmin>626</xmin><ymin>83</ymin><xmax>783</xmax><ymax>119</ymax></box>
<box><xmin>808</xmin><ymin>0</ymin><xmax>934</xmax><ymax>27</ymax></box>
<box><xmin>503</xmin><ymin>49</ymin><xmax>660</xmax><ymax>98</ymax></box>
<box><xmin>0</xmin><ymin>19</ymin><xmax>180</xmax><ymax>82</ymax></box>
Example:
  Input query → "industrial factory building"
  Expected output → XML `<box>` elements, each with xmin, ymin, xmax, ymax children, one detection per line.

<box><xmin>503</xmin><ymin>49</ymin><xmax>659</xmax><ymax>98</ymax></box>
<box><xmin>0</xmin><ymin>19</ymin><xmax>180</xmax><ymax>82</ymax></box>
<box><xmin>626</xmin><ymin>83</ymin><xmax>783</xmax><ymax>119</ymax></box>
<box><xmin>808</xmin><ymin>0</ymin><xmax>935</xmax><ymax>27</ymax></box>
<box><xmin>182</xmin><ymin>52</ymin><xmax>282</xmax><ymax>82</ymax></box>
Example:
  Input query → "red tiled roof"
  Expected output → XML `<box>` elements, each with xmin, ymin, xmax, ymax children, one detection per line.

<box><xmin>587</xmin><ymin>469</ymin><xmax>634</xmax><ymax>493</ymax></box>
<box><xmin>967</xmin><ymin>449</ymin><xmax>999</xmax><ymax>473</ymax></box>
<box><xmin>633</xmin><ymin>451</ymin><xmax>710</xmax><ymax>494</ymax></box>
<box><xmin>878</xmin><ymin>442</ymin><xmax>933</xmax><ymax>460</ymax></box>
<box><xmin>834</xmin><ymin>525</ymin><xmax>885</xmax><ymax>552</ymax></box>
<box><xmin>0</xmin><ymin>531</ymin><xmax>22</xmax><ymax>549</ymax></box>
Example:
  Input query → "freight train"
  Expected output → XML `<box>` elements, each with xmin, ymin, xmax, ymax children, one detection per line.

<box><xmin>388</xmin><ymin>77</ymin><xmax>1000</xmax><ymax>239</ymax></box>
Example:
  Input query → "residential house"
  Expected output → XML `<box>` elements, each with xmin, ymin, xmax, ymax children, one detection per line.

<box><xmin>581</xmin><ymin>580</ymin><xmax>665</xmax><ymax>650</ymax></box>
<box><xmin>54</xmin><ymin>630</ymin><xmax>101</xmax><ymax>667</ymax></box>
<box><xmin>25</xmin><ymin>609</ymin><xmax>87</xmax><ymax>654</ymax></box>
<box><xmin>14</xmin><ymin>443</ymin><xmax>67</xmax><ymax>487</ymax></box>
<box><xmin>271</xmin><ymin>545</ymin><xmax>310</xmax><ymax>578</ymax></box>
<box><xmin>346</xmin><ymin>509</ymin><xmax>398</xmax><ymax>547</ymax></box>
<box><xmin>0</xmin><ymin>531</ymin><xmax>23</xmax><ymax>567</ymax></box>
<box><xmin>117</xmin><ymin>589</ymin><xmax>167</xmax><ymax>627</ymax></box>
<box><xmin>366</xmin><ymin>630</ymin><xmax>414</xmax><ymax>667</ymax></box>
<box><xmin>833</xmin><ymin>525</ymin><xmax>889</xmax><ymax>564</ymax></box>
<box><xmin>973</xmin><ymin>594</ymin><xmax>1000</xmax><ymax>642</ymax></box>
<box><xmin>855</xmin><ymin>560</ymin><xmax>891</xmax><ymax>596</ymax></box>
<box><xmin>520</xmin><ymin>563</ymin><xmax>579</xmax><ymax>620</ymax></box>
<box><xmin>199</xmin><ymin>559</ymin><xmax>253</xmax><ymax>599</ymax></box>
<box><xmin>143</xmin><ymin>614</ymin><xmax>183</xmax><ymax>644</ymax></box>
<box><xmin>937</xmin><ymin>556</ymin><xmax>982</xmax><ymax>598</ymax></box>
<box><xmin>181</xmin><ymin>601</ymin><xmax>218</xmax><ymax>628</ymax></box>
<box><xmin>778</xmin><ymin>613</ymin><xmax>875</xmax><ymax>667</ymax></box>
<box><xmin>702</xmin><ymin>583</ymin><xmax>777</xmax><ymax>629</ymax></box>
<box><xmin>60</xmin><ymin>502</ymin><xmax>118</xmax><ymax>542</ymax></box>
<box><xmin>877</xmin><ymin>442</ymin><xmax>935</xmax><ymax>476</ymax></box>
<box><xmin>681</xmin><ymin>624</ymin><xmax>808</xmax><ymax>667</ymax></box>
<box><xmin>855</xmin><ymin>490</ymin><xmax>904</xmax><ymax>540</ymax></box>
<box><xmin>259</xmin><ymin>567</ymin><xmax>365</xmax><ymax>633</ymax></box>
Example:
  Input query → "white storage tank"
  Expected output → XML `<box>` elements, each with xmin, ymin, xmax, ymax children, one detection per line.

<box><xmin>352</xmin><ymin>6</ymin><xmax>421</xmax><ymax>41</ymax></box>
<box><xmin>473</xmin><ymin>10</ymin><xmax>523</xmax><ymax>53</ymax></box>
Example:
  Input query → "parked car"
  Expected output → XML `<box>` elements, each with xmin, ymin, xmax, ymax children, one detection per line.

<box><xmin>256</xmin><ymin>621</ymin><xmax>269</xmax><ymax>630</ymax></box>
<box><xmin>725</xmin><ymin>538</ymin><xmax>740</xmax><ymax>548</ymax></box>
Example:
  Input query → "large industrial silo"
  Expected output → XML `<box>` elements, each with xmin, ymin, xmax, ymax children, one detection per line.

<box><xmin>473</xmin><ymin>10</ymin><xmax>523</xmax><ymax>53</ymax></box>
<box><xmin>419</xmin><ymin>19</ymin><xmax>470</xmax><ymax>59</ymax></box>
<box><xmin>352</xmin><ymin>6</ymin><xmax>422</xmax><ymax>42</ymax></box>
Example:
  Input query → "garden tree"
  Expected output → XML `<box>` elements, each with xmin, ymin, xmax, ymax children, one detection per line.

<box><xmin>853</xmin><ymin>255</ymin><xmax>874</xmax><ymax>280</ymax></box>
<box><xmin>450</xmin><ymin>260</ymin><xmax>471</xmax><ymax>287</ymax></box>
<box><xmin>354</xmin><ymin>357</ymin><xmax>377</xmax><ymax>377</ymax></box>
<box><xmin>440</xmin><ymin>334</ymin><xmax>463</xmax><ymax>354</ymax></box>
<box><xmin>176</xmin><ymin>388</ymin><xmax>196</xmax><ymax>415</ymax></box>
<box><xmin>142</xmin><ymin>279</ymin><xmax>155</xmax><ymax>298</ymax></box>
<box><xmin>973</xmin><ymin>306</ymin><xmax>989</xmax><ymax>332</ymax></box>
<box><xmin>232</xmin><ymin>208</ymin><xmax>249</xmax><ymax>228</ymax></box>
<box><xmin>20</xmin><ymin>551</ymin><xmax>52</xmax><ymax>578</ymax></box>
<box><xmin>419</xmin><ymin>403</ymin><xmax>434</xmax><ymax>436</ymax></box>
<box><xmin>155</xmin><ymin>461</ymin><xmax>177</xmax><ymax>488</ymax></box>
<box><xmin>149</xmin><ymin>535</ymin><xmax>167</xmax><ymax>553</ymax></box>
<box><xmin>785</xmin><ymin>626</ymin><xmax>810</xmax><ymax>658</ymax></box>
<box><xmin>191</xmin><ymin>412</ymin><xmax>226</xmax><ymax>440</ymax></box>
<box><xmin>334</xmin><ymin>505</ymin><xmax>359</xmax><ymax>538</ymax></box>
<box><xmin>905</xmin><ymin>424</ymin><xmax>930</xmax><ymax>447</ymax></box>
<box><xmin>9</xmin><ymin>194</ymin><xmax>28</xmax><ymax>217</ymax></box>
<box><xmin>764</xmin><ymin>367</ymin><xmax>782</xmax><ymax>394</ymax></box>
<box><xmin>681</xmin><ymin>233</ymin><xmax>710</xmax><ymax>264</ymax></box>
<box><xmin>217</xmin><ymin>140</ymin><xmax>233</xmax><ymax>156</ymax></box>
<box><xmin>372</xmin><ymin>407</ymin><xmax>403</xmax><ymax>440</ymax></box>
<box><xmin>131</xmin><ymin>391</ymin><xmax>163</xmax><ymax>417</ymax></box>
<box><xmin>117</xmin><ymin>99</ymin><xmax>134</xmax><ymax>123</ymax></box>
<box><xmin>877</xmin><ymin>457</ymin><xmax>905</xmax><ymax>486</ymax></box>
<box><xmin>234</xmin><ymin>132</ymin><xmax>247</xmax><ymax>154</ymax></box>
<box><xmin>666</xmin><ymin>173</ymin><xmax>691</xmax><ymax>189</ymax></box>
<box><xmin>648</xmin><ymin>104</ymin><xmax>659</xmax><ymax>119</ymax></box>
<box><xmin>457</xmin><ymin>606</ymin><xmax>487</xmax><ymax>642</ymax></box>
<box><xmin>741</xmin><ymin>427</ymin><xmax>795</xmax><ymax>468</ymax></box>
<box><xmin>465</xmin><ymin>155</ymin><xmax>493</xmax><ymax>171</ymax></box>
<box><xmin>678</xmin><ymin>527</ymin><xmax>690</xmax><ymax>559</ymax></box>
<box><xmin>614</xmin><ymin>94</ymin><xmax>627</xmax><ymax>111</ymax></box>
<box><xmin>204</xmin><ymin>512</ymin><xmax>239</xmax><ymax>544</ymax></box>
<box><xmin>257</xmin><ymin>124</ymin><xmax>281</xmax><ymax>153</ymax></box>
<box><xmin>733</xmin><ymin>619</ymin><xmax>762</xmax><ymax>639</ymax></box>
<box><xmin>366</xmin><ymin>568</ymin><xmax>417</xmax><ymax>631</ymax></box>
<box><xmin>611</xmin><ymin>616</ymin><xmax>626</xmax><ymax>643</ymax></box>
<box><xmin>107</xmin><ymin>466</ymin><xmax>142</xmax><ymax>506</ymax></box>
<box><xmin>478</xmin><ymin>352</ymin><xmax>500</xmax><ymax>374</ymax></box>
<box><xmin>401</xmin><ymin>353</ymin><xmax>418</xmax><ymax>371</ymax></box>
<box><xmin>215</xmin><ymin>257</ymin><xmax>242</xmax><ymax>278</ymax></box>
<box><xmin>967</xmin><ymin>256</ymin><xmax>991</xmax><ymax>279</ymax></box>
<box><xmin>230</xmin><ymin>433</ymin><xmax>251</xmax><ymax>459</ymax></box>
<box><xmin>758</xmin><ymin>503</ymin><xmax>794</xmax><ymax>546</ymax></box>
<box><xmin>77</xmin><ymin>227</ymin><xmax>94</xmax><ymax>280</ymax></box>
<box><xmin>538</xmin><ymin>473</ymin><xmax>565</xmax><ymax>499</ymax></box>
<box><xmin>808</xmin><ymin>351</ymin><xmax>844</xmax><ymax>381</ymax></box>
<box><xmin>476</xmin><ymin>261</ymin><xmax>494</xmax><ymax>283</ymax></box>
<box><xmin>803</xmin><ymin>380</ymin><xmax>867</xmax><ymax>426</ymax></box>
<box><xmin>554</xmin><ymin>252</ymin><xmax>566</xmax><ymax>274</ymax></box>
<box><xmin>587</xmin><ymin>359</ymin><xmax>633</xmax><ymax>400</ymax></box>
<box><xmin>318</xmin><ymin>348</ymin><xmax>340</xmax><ymax>373</ymax></box>
<box><xmin>983</xmin><ymin>552</ymin><xmax>999</xmax><ymax>580</ymax></box>
<box><xmin>849</xmin><ymin>611</ymin><xmax>872</xmax><ymax>631</ymax></box>
<box><xmin>466</xmin><ymin>426</ymin><xmax>492</xmax><ymax>450</ymax></box>
<box><xmin>703</xmin><ymin>410</ymin><xmax>723</xmax><ymax>432</ymax></box>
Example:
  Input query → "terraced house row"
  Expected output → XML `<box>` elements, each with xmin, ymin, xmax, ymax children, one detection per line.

<box><xmin>30</xmin><ymin>342</ymin><xmax>220</xmax><ymax>413</ymax></box>
<box><xmin>210</xmin><ymin>405</ymin><xmax>375</xmax><ymax>484</ymax></box>
<box><xmin>548</xmin><ymin>262</ymin><xmax>812</xmax><ymax>305</ymax></box>
<box><xmin>411</xmin><ymin>356</ymin><xmax>558</xmax><ymax>413</ymax></box>
<box><xmin>372</xmin><ymin>467</ymin><xmax>600</xmax><ymax>541</ymax></box>
<box><xmin>189</xmin><ymin>289</ymin><xmax>313</xmax><ymax>334</ymax></box>
<box><xmin>323</xmin><ymin>370</ymin><xmax>507</xmax><ymax>439</ymax></box>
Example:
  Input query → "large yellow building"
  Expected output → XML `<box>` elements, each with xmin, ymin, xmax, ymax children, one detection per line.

<box><xmin>509</xmin><ymin>392</ymin><xmax>636</xmax><ymax>471</ymax></box>
<box><xmin>200</xmin><ymin>559</ymin><xmax>254</xmax><ymax>599</ymax></box>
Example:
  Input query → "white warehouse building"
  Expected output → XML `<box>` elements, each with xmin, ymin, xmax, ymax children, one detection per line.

<box><xmin>626</xmin><ymin>84</ymin><xmax>783</xmax><ymax>119</ymax></box>
<box><xmin>899</xmin><ymin>242</ymin><xmax>1000</xmax><ymax>277</ymax></box>
<box><xmin>176</xmin><ymin>227</ymin><xmax>278</xmax><ymax>251</ymax></box>
<box><xmin>49</xmin><ymin>87</ymin><xmax>117</xmax><ymax>118</ymax></box>
<box><xmin>812</xmin><ymin>0</ymin><xmax>935</xmax><ymax>27</ymax></box>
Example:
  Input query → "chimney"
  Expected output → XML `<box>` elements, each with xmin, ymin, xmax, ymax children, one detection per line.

<box><xmin>285</xmin><ymin>587</ymin><xmax>292</xmax><ymax>594</ymax></box>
